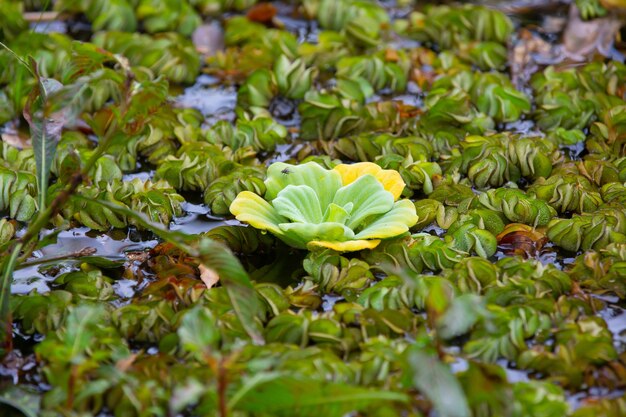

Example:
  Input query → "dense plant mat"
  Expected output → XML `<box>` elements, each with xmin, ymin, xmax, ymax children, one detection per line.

<box><xmin>1</xmin><ymin>0</ymin><xmax>626</xmax><ymax>416</ymax></box>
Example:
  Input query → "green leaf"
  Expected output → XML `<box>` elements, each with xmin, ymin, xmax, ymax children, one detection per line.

<box><xmin>278</xmin><ymin>222</ymin><xmax>354</xmax><ymax>247</ymax></box>
<box><xmin>9</xmin><ymin>189</ymin><xmax>36</xmax><ymax>222</ymax></box>
<box><xmin>265</xmin><ymin>162</ymin><xmax>342</xmax><ymax>209</ymax></box>
<box><xmin>230</xmin><ymin>191</ymin><xmax>288</xmax><ymax>237</ymax></box>
<box><xmin>23</xmin><ymin>71</ymin><xmax>64</xmax><ymax>212</ymax></box>
<box><xmin>0</xmin><ymin>219</ymin><xmax>15</xmax><ymax>246</ymax></box>
<box><xmin>436</xmin><ymin>294</ymin><xmax>488</xmax><ymax>340</ymax></box>
<box><xmin>355</xmin><ymin>199</ymin><xmax>418</xmax><ymax>239</ymax></box>
<box><xmin>403</xmin><ymin>345</ymin><xmax>471</xmax><ymax>417</ymax></box>
<box><xmin>197</xmin><ymin>238</ymin><xmax>264</xmax><ymax>344</ymax></box>
<box><xmin>230</xmin><ymin>373</ymin><xmax>408</xmax><ymax>416</ymax></box>
<box><xmin>333</xmin><ymin>174</ymin><xmax>393</xmax><ymax>229</ymax></box>
<box><xmin>322</xmin><ymin>202</ymin><xmax>353</xmax><ymax>223</ymax></box>
<box><xmin>333</xmin><ymin>174</ymin><xmax>394</xmax><ymax>230</ymax></box>
<box><xmin>273</xmin><ymin>185</ymin><xmax>324</xmax><ymax>223</ymax></box>
<box><xmin>64</xmin><ymin>305</ymin><xmax>105</xmax><ymax>358</ymax></box>
<box><xmin>0</xmin><ymin>386</ymin><xmax>39</xmax><ymax>417</ymax></box>
<box><xmin>178</xmin><ymin>306</ymin><xmax>220</xmax><ymax>358</ymax></box>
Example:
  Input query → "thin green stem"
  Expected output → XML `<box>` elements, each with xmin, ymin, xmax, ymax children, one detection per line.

<box><xmin>0</xmin><ymin>41</ymin><xmax>35</xmax><ymax>77</ymax></box>
<box><xmin>0</xmin><ymin>242</ymin><xmax>23</xmax><ymax>354</ymax></box>
<box><xmin>32</xmin><ymin>0</ymin><xmax>53</xmax><ymax>35</ymax></box>
<box><xmin>17</xmin><ymin>247</ymin><xmax>99</xmax><ymax>269</ymax></box>
<box><xmin>1</xmin><ymin>242</ymin><xmax>22</xmax><ymax>303</ymax></box>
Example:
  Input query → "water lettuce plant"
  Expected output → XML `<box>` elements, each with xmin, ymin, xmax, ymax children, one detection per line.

<box><xmin>230</xmin><ymin>162</ymin><xmax>418</xmax><ymax>251</ymax></box>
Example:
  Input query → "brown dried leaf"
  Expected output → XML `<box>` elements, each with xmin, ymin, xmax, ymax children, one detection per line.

<box><xmin>1</xmin><ymin>132</ymin><xmax>31</xmax><ymax>149</ymax></box>
<box><xmin>563</xmin><ymin>5</ymin><xmax>622</xmax><ymax>61</ymax></box>
<box><xmin>115</xmin><ymin>353</ymin><xmax>138</xmax><ymax>372</ymax></box>
<box><xmin>410</xmin><ymin>68</ymin><xmax>436</xmax><ymax>91</ymax></box>
<box><xmin>198</xmin><ymin>264</ymin><xmax>220</xmax><ymax>289</ymax></box>
<box><xmin>600</xmin><ymin>0</ymin><xmax>626</xmax><ymax>10</ymax></box>
<box><xmin>126</xmin><ymin>251</ymin><xmax>150</xmax><ymax>263</ymax></box>
<box><xmin>497</xmin><ymin>223</ymin><xmax>548</xmax><ymax>257</ymax></box>
<box><xmin>384</xmin><ymin>49</ymin><xmax>399</xmax><ymax>62</ymax></box>
<box><xmin>489</xmin><ymin>0</ymin><xmax>564</xmax><ymax>15</ymax></box>
<box><xmin>509</xmin><ymin>28</ymin><xmax>560</xmax><ymax>89</ymax></box>
<box><xmin>246</xmin><ymin>3</ymin><xmax>277</xmax><ymax>25</ymax></box>
<box><xmin>192</xmin><ymin>22</ymin><xmax>224</xmax><ymax>56</ymax></box>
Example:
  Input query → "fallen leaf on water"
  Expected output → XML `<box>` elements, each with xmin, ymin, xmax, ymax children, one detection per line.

<box><xmin>396</xmin><ymin>102</ymin><xmax>421</xmax><ymax>119</ymax></box>
<box><xmin>600</xmin><ymin>0</ymin><xmax>626</xmax><ymax>10</ymax></box>
<box><xmin>23</xmin><ymin>11</ymin><xmax>60</xmax><ymax>22</ymax></box>
<box><xmin>1</xmin><ymin>132</ymin><xmax>31</xmax><ymax>149</ymax></box>
<box><xmin>115</xmin><ymin>353</ymin><xmax>138</xmax><ymax>372</ymax></box>
<box><xmin>77</xmin><ymin>247</ymin><xmax>97</xmax><ymax>256</ymax></box>
<box><xmin>246</xmin><ymin>2</ymin><xmax>277</xmax><ymax>25</ymax></box>
<box><xmin>410</xmin><ymin>67</ymin><xmax>436</xmax><ymax>91</ymax></box>
<box><xmin>126</xmin><ymin>251</ymin><xmax>150</xmax><ymax>263</ymax></box>
<box><xmin>198</xmin><ymin>264</ymin><xmax>220</xmax><ymax>288</ymax></box>
<box><xmin>563</xmin><ymin>5</ymin><xmax>623</xmax><ymax>61</ymax></box>
<box><xmin>192</xmin><ymin>22</ymin><xmax>224</xmax><ymax>56</ymax></box>
<box><xmin>385</xmin><ymin>48</ymin><xmax>399</xmax><ymax>62</ymax></box>
<box><xmin>497</xmin><ymin>223</ymin><xmax>548</xmax><ymax>257</ymax></box>
<box><xmin>488</xmin><ymin>0</ymin><xmax>564</xmax><ymax>15</ymax></box>
<box><xmin>509</xmin><ymin>28</ymin><xmax>560</xmax><ymax>89</ymax></box>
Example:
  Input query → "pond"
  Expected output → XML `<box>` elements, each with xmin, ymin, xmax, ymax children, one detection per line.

<box><xmin>1</xmin><ymin>0</ymin><xmax>626</xmax><ymax>416</ymax></box>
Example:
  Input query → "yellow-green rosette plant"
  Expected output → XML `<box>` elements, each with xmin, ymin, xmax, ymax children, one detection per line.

<box><xmin>230</xmin><ymin>162</ymin><xmax>418</xmax><ymax>252</ymax></box>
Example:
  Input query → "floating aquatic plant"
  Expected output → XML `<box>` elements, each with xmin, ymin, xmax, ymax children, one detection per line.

<box><xmin>0</xmin><ymin>218</ymin><xmax>15</xmax><ymax>246</ymax></box>
<box><xmin>93</xmin><ymin>31</ymin><xmax>200</xmax><ymax>83</ymax></box>
<box><xmin>61</xmin><ymin>179</ymin><xmax>185</xmax><ymax>231</ymax></box>
<box><xmin>230</xmin><ymin>162</ymin><xmax>418</xmax><ymax>251</ymax></box>
<box><xmin>237</xmin><ymin>55</ymin><xmax>315</xmax><ymax>113</ymax></box>
<box><xmin>547</xmin><ymin>207</ymin><xmax>626</xmax><ymax>252</ymax></box>
<box><xmin>0</xmin><ymin>166</ymin><xmax>37</xmax><ymax>221</ymax></box>
<box><xmin>303</xmin><ymin>0</ymin><xmax>389</xmax><ymax>48</ymax></box>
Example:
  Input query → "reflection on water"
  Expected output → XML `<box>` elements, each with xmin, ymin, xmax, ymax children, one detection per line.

<box><xmin>175</xmin><ymin>74</ymin><xmax>237</xmax><ymax>126</ymax></box>
<box><xmin>12</xmin><ymin>228</ymin><xmax>158</xmax><ymax>295</ymax></box>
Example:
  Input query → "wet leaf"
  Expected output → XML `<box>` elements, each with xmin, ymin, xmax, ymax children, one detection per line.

<box><xmin>0</xmin><ymin>386</ymin><xmax>39</xmax><ymax>417</ymax></box>
<box><xmin>497</xmin><ymin>223</ymin><xmax>548</xmax><ymax>257</ymax></box>
<box><xmin>403</xmin><ymin>345</ymin><xmax>471</xmax><ymax>417</ymax></box>
<box><xmin>23</xmin><ymin>69</ymin><xmax>64</xmax><ymax>212</ymax></box>
<box><xmin>230</xmin><ymin>372</ymin><xmax>408</xmax><ymax>416</ymax></box>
